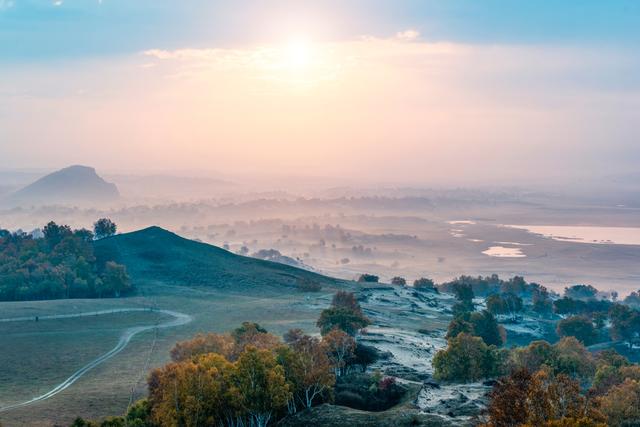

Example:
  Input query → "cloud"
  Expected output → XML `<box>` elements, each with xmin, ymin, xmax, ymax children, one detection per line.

<box><xmin>1</xmin><ymin>31</ymin><xmax>639</xmax><ymax>184</ymax></box>
<box><xmin>395</xmin><ymin>29</ymin><xmax>420</xmax><ymax>41</ymax></box>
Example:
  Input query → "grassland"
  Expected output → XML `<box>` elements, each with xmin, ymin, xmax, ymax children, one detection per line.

<box><xmin>0</xmin><ymin>284</ymin><xmax>349</xmax><ymax>426</ymax></box>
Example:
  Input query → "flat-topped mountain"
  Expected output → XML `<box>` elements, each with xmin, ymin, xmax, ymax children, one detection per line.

<box><xmin>8</xmin><ymin>165</ymin><xmax>119</xmax><ymax>205</ymax></box>
<box><xmin>94</xmin><ymin>226</ymin><xmax>345</xmax><ymax>291</ymax></box>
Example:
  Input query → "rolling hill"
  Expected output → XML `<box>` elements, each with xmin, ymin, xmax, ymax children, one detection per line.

<box><xmin>7</xmin><ymin>165</ymin><xmax>119</xmax><ymax>206</ymax></box>
<box><xmin>94</xmin><ymin>226</ymin><xmax>346</xmax><ymax>291</ymax></box>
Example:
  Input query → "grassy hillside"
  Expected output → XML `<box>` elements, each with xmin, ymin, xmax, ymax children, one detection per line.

<box><xmin>94</xmin><ymin>226</ymin><xmax>345</xmax><ymax>291</ymax></box>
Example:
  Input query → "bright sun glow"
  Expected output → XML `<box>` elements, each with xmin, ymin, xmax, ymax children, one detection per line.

<box><xmin>284</xmin><ymin>37</ymin><xmax>313</xmax><ymax>70</ymax></box>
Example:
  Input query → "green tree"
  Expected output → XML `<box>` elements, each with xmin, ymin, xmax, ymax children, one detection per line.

<box><xmin>100</xmin><ymin>261</ymin><xmax>131</xmax><ymax>297</ymax></box>
<box><xmin>93</xmin><ymin>218</ymin><xmax>117</xmax><ymax>240</ymax></box>
<box><xmin>556</xmin><ymin>316</ymin><xmax>597</xmax><ymax>346</ymax></box>
<box><xmin>316</xmin><ymin>308</ymin><xmax>370</xmax><ymax>336</ymax></box>
<box><xmin>433</xmin><ymin>333</ymin><xmax>505</xmax><ymax>382</ymax></box>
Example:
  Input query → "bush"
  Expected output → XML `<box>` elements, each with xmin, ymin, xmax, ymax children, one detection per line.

<box><xmin>357</xmin><ymin>274</ymin><xmax>379</xmax><ymax>283</ymax></box>
<box><xmin>296</xmin><ymin>278</ymin><xmax>322</xmax><ymax>292</ymax></box>
<box><xmin>391</xmin><ymin>276</ymin><xmax>407</xmax><ymax>286</ymax></box>
<box><xmin>334</xmin><ymin>372</ymin><xmax>406</xmax><ymax>411</ymax></box>
<box><xmin>413</xmin><ymin>277</ymin><xmax>437</xmax><ymax>292</ymax></box>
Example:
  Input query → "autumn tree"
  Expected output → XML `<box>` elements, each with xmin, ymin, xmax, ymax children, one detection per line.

<box><xmin>323</xmin><ymin>328</ymin><xmax>356</xmax><ymax>376</ymax></box>
<box><xmin>277</xmin><ymin>335</ymin><xmax>335</xmax><ymax>413</ymax></box>
<box><xmin>331</xmin><ymin>291</ymin><xmax>362</xmax><ymax>314</ymax></box>
<box><xmin>148</xmin><ymin>353</ymin><xmax>234</xmax><ymax>427</ymax></box>
<box><xmin>170</xmin><ymin>333</ymin><xmax>235</xmax><ymax>362</ymax></box>
<box><xmin>598</xmin><ymin>379</ymin><xmax>640</xmax><ymax>427</ymax></box>
<box><xmin>230</xmin><ymin>322</ymin><xmax>281</xmax><ymax>359</ymax></box>
<box><xmin>233</xmin><ymin>347</ymin><xmax>291</xmax><ymax>427</ymax></box>
<box><xmin>484</xmin><ymin>367</ymin><xmax>605</xmax><ymax>427</ymax></box>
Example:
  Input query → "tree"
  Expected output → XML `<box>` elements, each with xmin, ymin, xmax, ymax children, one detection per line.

<box><xmin>557</xmin><ymin>316</ymin><xmax>597</xmax><ymax>346</ymax></box>
<box><xmin>486</xmin><ymin>293</ymin><xmax>523</xmax><ymax>320</ymax></box>
<box><xmin>413</xmin><ymin>277</ymin><xmax>437</xmax><ymax>292</ymax></box>
<box><xmin>599</xmin><ymin>379</ymin><xmax>640</xmax><ymax>427</ymax></box>
<box><xmin>170</xmin><ymin>333</ymin><xmax>235</xmax><ymax>362</ymax></box>
<box><xmin>316</xmin><ymin>308</ymin><xmax>370</xmax><ymax>336</ymax></box>
<box><xmin>469</xmin><ymin>310</ymin><xmax>505</xmax><ymax>347</ymax></box>
<box><xmin>623</xmin><ymin>290</ymin><xmax>640</xmax><ymax>308</ymax></box>
<box><xmin>609</xmin><ymin>304</ymin><xmax>640</xmax><ymax>345</ymax></box>
<box><xmin>453</xmin><ymin>282</ymin><xmax>474</xmax><ymax>303</ymax></box>
<box><xmin>484</xmin><ymin>368</ymin><xmax>604</xmax><ymax>427</ymax></box>
<box><xmin>433</xmin><ymin>333</ymin><xmax>505</xmax><ymax>382</ymax></box>
<box><xmin>390</xmin><ymin>276</ymin><xmax>406</xmax><ymax>286</ymax></box>
<box><xmin>565</xmin><ymin>284</ymin><xmax>598</xmax><ymax>301</ymax></box>
<box><xmin>485</xmin><ymin>368</ymin><xmax>532</xmax><ymax>427</ymax></box>
<box><xmin>43</xmin><ymin>221</ymin><xmax>72</xmax><ymax>247</ymax></box>
<box><xmin>100</xmin><ymin>261</ymin><xmax>131</xmax><ymax>297</ymax></box>
<box><xmin>510</xmin><ymin>340</ymin><xmax>558</xmax><ymax>373</ymax></box>
<box><xmin>93</xmin><ymin>218</ymin><xmax>117</xmax><ymax>240</ymax></box>
<box><xmin>233</xmin><ymin>347</ymin><xmax>291</xmax><ymax>427</ymax></box>
<box><xmin>317</xmin><ymin>292</ymin><xmax>370</xmax><ymax>336</ymax></box>
<box><xmin>283</xmin><ymin>328</ymin><xmax>305</xmax><ymax>345</ymax></box>
<box><xmin>533</xmin><ymin>285</ymin><xmax>553</xmax><ymax>314</ymax></box>
<box><xmin>148</xmin><ymin>354</ymin><xmax>234</xmax><ymax>427</ymax></box>
<box><xmin>446</xmin><ymin>310</ymin><xmax>504</xmax><ymax>347</ymax></box>
<box><xmin>322</xmin><ymin>328</ymin><xmax>356</xmax><ymax>377</ymax></box>
<box><xmin>331</xmin><ymin>291</ymin><xmax>362</xmax><ymax>314</ymax></box>
<box><xmin>277</xmin><ymin>335</ymin><xmax>335</xmax><ymax>412</ymax></box>
<box><xmin>230</xmin><ymin>322</ymin><xmax>281</xmax><ymax>359</ymax></box>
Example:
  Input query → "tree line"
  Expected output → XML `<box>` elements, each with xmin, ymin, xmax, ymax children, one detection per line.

<box><xmin>431</xmin><ymin>280</ymin><xmax>640</xmax><ymax>426</ymax></box>
<box><xmin>0</xmin><ymin>219</ymin><xmax>130</xmax><ymax>301</ymax></box>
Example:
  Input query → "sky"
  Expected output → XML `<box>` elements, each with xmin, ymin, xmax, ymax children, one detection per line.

<box><xmin>1</xmin><ymin>1</ymin><xmax>639</xmax><ymax>186</ymax></box>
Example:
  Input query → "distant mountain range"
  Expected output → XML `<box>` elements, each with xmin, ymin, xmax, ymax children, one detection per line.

<box><xmin>5</xmin><ymin>165</ymin><xmax>119</xmax><ymax>206</ymax></box>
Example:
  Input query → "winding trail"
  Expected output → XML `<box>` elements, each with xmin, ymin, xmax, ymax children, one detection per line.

<box><xmin>0</xmin><ymin>308</ymin><xmax>192</xmax><ymax>413</ymax></box>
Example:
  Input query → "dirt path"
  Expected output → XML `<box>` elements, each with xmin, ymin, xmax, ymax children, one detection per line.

<box><xmin>0</xmin><ymin>308</ymin><xmax>192</xmax><ymax>413</ymax></box>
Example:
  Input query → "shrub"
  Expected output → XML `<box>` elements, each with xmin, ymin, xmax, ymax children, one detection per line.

<box><xmin>357</xmin><ymin>274</ymin><xmax>379</xmax><ymax>283</ymax></box>
<box><xmin>296</xmin><ymin>278</ymin><xmax>322</xmax><ymax>292</ymax></box>
<box><xmin>334</xmin><ymin>372</ymin><xmax>406</xmax><ymax>411</ymax></box>
<box><xmin>391</xmin><ymin>276</ymin><xmax>407</xmax><ymax>286</ymax></box>
<box><xmin>413</xmin><ymin>277</ymin><xmax>437</xmax><ymax>292</ymax></box>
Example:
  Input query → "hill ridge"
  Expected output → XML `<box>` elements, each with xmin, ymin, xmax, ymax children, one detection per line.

<box><xmin>94</xmin><ymin>226</ymin><xmax>345</xmax><ymax>292</ymax></box>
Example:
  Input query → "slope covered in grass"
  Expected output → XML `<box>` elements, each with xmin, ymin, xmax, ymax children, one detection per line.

<box><xmin>94</xmin><ymin>226</ymin><xmax>345</xmax><ymax>291</ymax></box>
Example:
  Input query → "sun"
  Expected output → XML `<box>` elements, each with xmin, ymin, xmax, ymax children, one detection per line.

<box><xmin>284</xmin><ymin>37</ymin><xmax>312</xmax><ymax>70</ymax></box>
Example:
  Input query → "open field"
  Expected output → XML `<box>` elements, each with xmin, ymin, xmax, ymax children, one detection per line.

<box><xmin>0</xmin><ymin>282</ymin><xmax>353</xmax><ymax>426</ymax></box>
